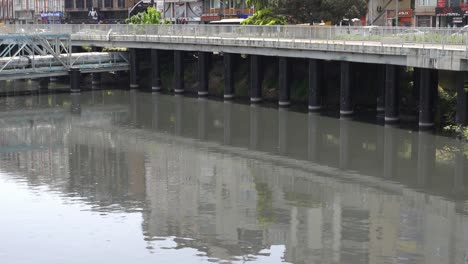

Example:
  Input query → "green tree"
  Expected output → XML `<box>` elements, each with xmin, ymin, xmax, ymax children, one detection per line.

<box><xmin>125</xmin><ymin>7</ymin><xmax>163</xmax><ymax>24</ymax></box>
<box><xmin>241</xmin><ymin>8</ymin><xmax>286</xmax><ymax>25</ymax></box>
<box><xmin>277</xmin><ymin>0</ymin><xmax>322</xmax><ymax>24</ymax></box>
<box><xmin>320</xmin><ymin>0</ymin><xmax>368</xmax><ymax>24</ymax></box>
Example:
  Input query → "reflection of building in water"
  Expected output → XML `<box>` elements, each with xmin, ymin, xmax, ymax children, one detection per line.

<box><xmin>0</xmin><ymin>92</ymin><xmax>468</xmax><ymax>263</ymax></box>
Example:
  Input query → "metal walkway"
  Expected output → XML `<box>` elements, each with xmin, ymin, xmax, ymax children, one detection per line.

<box><xmin>0</xmin><ymin>32</ymin><xmax>129</xmax><ymax>80</ymax></box>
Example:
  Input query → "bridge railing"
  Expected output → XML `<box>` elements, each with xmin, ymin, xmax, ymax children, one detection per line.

<box><xmin>5</xmin><ymin>24</ymin><xmax>468</xmax><ymax>47</ymax></box>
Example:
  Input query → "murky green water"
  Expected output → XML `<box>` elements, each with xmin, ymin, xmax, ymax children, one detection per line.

<box><xmin>0</xmin><ymin>89</ymin><xmax>467</xmax><ymax>264</ymax></box>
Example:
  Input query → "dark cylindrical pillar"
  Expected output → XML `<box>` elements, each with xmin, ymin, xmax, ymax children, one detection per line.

<box><xmin>454</xmin><ymin>142</ymin><xmax>466</xmax><ymax>195</ymax></box>
<box><xmin>456</xmin><ymin>71</ymin><xmax>468</xmax><ymax>125</ymax></box>
<box><xmin>250</xmin><ymin>55</ymin><xmax>262</xmax><ymax>103</ymax></box>
<box><xmin>151</xmin><ymin>49</ymin><xmax>162</xmax><ymax>92</ymax></box>
<box><xmin>308</xmin><ymin>59</ymin><xmax>322</xmax><ymax>111</ymax></box>
<box><xmin>198</xmin><ymin>51</ymin><xmax>209</xmax><ymax>97</ymax></box>
<box><xmin>129</xmin><ymin>48</ymin><xmax>139</xmax><ymax>89</ymax></box>
<box><xmin>278</xmin><ymin>57</ymin><xmax>290</xmax><ymax>107</ymax></box>
<box><xmin>174</xmin><ymin>50</ymin><xmax>184</xmax><ymax>94</ymax></box>
<box><xmin>340</xmin><ymin>61</ymin><xmax>353</xmax><ymax>116</ymax></box>
<box><xmin>376</xmin><ymin>64</ymin><xmax>386</xmax><ymax>113</ymax></box>
<box><xmin>39</xmin><ymin>77</ymin><xmax>50</xmax><ymax>91</ymax></box>
<box><xmin>69</xmin><ymin>67</ymin><xmax>81</xmax><ymax>93</ymax></box>
<box><xmin>224</xmin><ymin>53</ymin><xmax>235</xmax><ymax>99</ymax></box>
<box><xmin>385</xmin><ymin>65</ymin><xmax>400</xmax><ymax>123</ymax></box>
<box><xmin>419</xmin><ymin>68</ymin><xmax>438</xmax><ymax>128</ymax></box>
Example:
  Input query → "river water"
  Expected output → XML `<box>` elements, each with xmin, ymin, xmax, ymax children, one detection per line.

<box><xmin>0</xmin><ymin>87</ymin><xmax>467</xmax><ymax>264</ymax></box>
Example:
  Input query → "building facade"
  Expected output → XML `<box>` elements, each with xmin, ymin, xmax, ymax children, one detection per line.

<box><xmin>415</xmin><ymin>0</ymin><xmax>437</xmax><ymax>27</ymax></box>
<box><xmin>12</xmin><ymin>0</ymin><xmax>64</xmax><ymax>24</ymax></box>
<box><xmin>367</xmin><ymin>0</ymin><xmax>413</xmax><ymax>26</ymax></box>
<box><xmin>0</xmin><ymin>0</ymin><xmax>14</xmax><ymax>24</ymax></box>
<box><xmin>435</xmin><ymin>0</ymin><xmax>468</xmax><ymax>27</ymax></box>
<box><xmin>65</xmin><ymin>0</ymin><xmax>132</xmax><ymax>23</ymax></box>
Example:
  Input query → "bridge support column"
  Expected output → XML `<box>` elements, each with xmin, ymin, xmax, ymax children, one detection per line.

<box><xmin>198</xmin><ymin>51</ymin><xmax>210</xmax><ymax>97</ymax></box>
<box><xmin>250</xmin><ymin>55</ymin><xmax>263</xmax><ymax>104</ymax></box>
<box><xmin>39</xmin><ymin>78</ymin><xmax>50</xmax><ymax>91</ymax></box>
<box><xmin>456</xmin><ymin>71</ymin><xmax>468</xmax><ymax>125</ymax></box>
<box><xmin>340</xmin><ymin>61</ymin><xmax>353</xmax><ymax>116</ymax></box>
<box><xmin>151</xmin><ymin>49</ymin><xmax>162</xmax><ymax>92</ymax></box>
<box><xmin>308</xmin><ymin>59</ymin><xmax>322</xmax><ymax>111</ymax></box>
<box><xmin>278</xmin><ymin>57</ymin><xmax>290</xmax><ymax>107</ymax></box>
<box><xmin>91</xmin><ymin>46</ymin><xmax>102</xmax><ymax>88</ymax></box>
<box><xmin>385</xmin><ymin>65</ymin><xmax>400</xmax><ymax>123</ymax></box>
<box><xmin>69</xmin><ymin>67</ymin><xmax>81</xmax><ymax>93</ymax></box>
<box><xmin>174</xmin><ymin>50</ymin><xmax>184</xmax><ymax>93</ymax></box>
<box><xmin>419</xmin><ymin>68</ymin><xmax>438</xmax><ymax>128</ymax></box>
<box><xmin>376</xmin><ymin>64</ymin><xmax>386</xmax><ymax>113</ymax></box>
<box><xmin>223</xmin><ymin>53</ymin><xmax>235</xmax><ymax>99</ymax></box>
<box><xmin>129</xmin><ymin>49</ymin><xmax>139</xmax><ymax>89</ymax></box>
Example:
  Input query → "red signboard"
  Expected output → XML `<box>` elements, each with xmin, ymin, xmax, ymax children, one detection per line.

<box><xmin>437</xmin><ymin>0</ymin><xmax>446</xmax><ymax>7</ymax></box>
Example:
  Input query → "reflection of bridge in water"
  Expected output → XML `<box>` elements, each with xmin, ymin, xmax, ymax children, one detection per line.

<box><xmin>0</xmin><ymin>91</ymin><xmax>467</xmax><ymax>263</ymax></box>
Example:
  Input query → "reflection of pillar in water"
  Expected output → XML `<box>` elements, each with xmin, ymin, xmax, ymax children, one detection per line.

<box><xmin>151</xmin><ymin>93</ymin><xmax>160</xmax><ymax>130</ymax></box>
<box><xmin>129</xmin><ymin>90</ymin><xmax>138</xmax><ymax>127</ymax></box>
<box><xmin>278</xmin><ymin>108</ymin><xmax>289</xmax><ymax>155</ymax></box>
<box><xmin>91</xmin><ymin>90</ymin><xmax>103</xmax><ymax>105</ymax></box>
<box><xmin>339</xmin><ymin>118</ymin><xmax>350</xmax><ymax>169</ymax></box>
<box><xmin>197</xmin><ymin>98</ymin><xmax>207</xmax><ymax>140</ymax></box>
<box><xmin>417</xmin><ymin>131</ymin><xmax>435</xmax><ymax>186</ymax></box>
<box><xmin>39</xmin><ymin>77</ymin><xmax>50</xmax><ymax>91</ymax></box>
<box><xmin>454</xmin><ymin>141</ymin><xmax>466</xmax><ymax>195</ymax></box>
<box><xmin>174</xmin><ymin>94</ymin><xmax>183</xmax><ymax>136</ymax></box>
<box><xmin>383</xmin><ymin>125</ymin><xmax>397</xmax><ymax>179</ymax></box>
<box><xmin>375</xmin><ymin>125</ymin><xmax>385</xmax><ymax>177</ymax></box>
<box><xmin>250</xmin><ymin>105</ymin><xmax>260</xmax><ymax>149</ymax></box>
<box><xmin>308</xmin><ymin>113</ymin><xmax>321</xmax><ymax>161</ymax></box>
<box><xmin>70</xmin><ymin>93</ymin><xmax>81</xmax><ymax>115</ymax></box>
<box><xmin>223</xmin><ymin>101</ymin><xmax>232</xmax><ymax>145</ymax></box>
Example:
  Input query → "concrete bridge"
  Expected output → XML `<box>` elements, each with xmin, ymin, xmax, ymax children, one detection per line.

<box><xmin>4</xmin><ymin>24</ymin><xmax>468</xmax><ymax>127</ymax></box>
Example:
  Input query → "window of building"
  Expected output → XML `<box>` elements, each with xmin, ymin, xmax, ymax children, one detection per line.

<box><xmin>76</xmin><ymin>0</ymin><xmax>84</xmax><ymax>8</ymax></box>
<box><xmin>228</xmin><ymin>0</ymin><xmax>241</xmax><ymax>8</ymax></box>
<box><xmin>65</xmin><ymin>0</ymin><xmax>73</xmax><ymax>8</ymax></box>
<box><xmin>118</xmin><ymin>0</ymin><xmax>125</xmax><ymax>8</ymax></box>
<box><xmin>104</xmin><ymin>0</ymin><xmax>113</xmax><ymax>8</ymax></box>
<box><xmin>417</xmin><ymin>0</ymin><xmax>437</xmax><ymax>6</ymax></box>
<box><xmin>205</xmin><ymin>0</ymin><xmax>220</xmax><ymax>9</ymax></box>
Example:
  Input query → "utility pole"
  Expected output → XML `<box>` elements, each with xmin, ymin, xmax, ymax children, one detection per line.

<box><xmin>395</xmin><ymin>0</ymin><xmax>399</xmax><ymax>27</ymax></box>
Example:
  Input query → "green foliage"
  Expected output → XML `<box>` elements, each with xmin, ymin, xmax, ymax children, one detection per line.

<box><xmin>125</xmin><ymin>7</ymin><xmax>162</xmax><ymax>24</ymax></box>
<box><xmin>241</xmin><ymin>8</ymin><xmax>286</xmax><ymax>25</ymax></box>
<box><xmin>444</xmin><ymin>125</ymin><xmax>468</xmax><ymax>141</ymax></box>
<box><xmin>320</xmin><ymin>0</ymin><xmax>368</xmax><ymax>24</ymax></box>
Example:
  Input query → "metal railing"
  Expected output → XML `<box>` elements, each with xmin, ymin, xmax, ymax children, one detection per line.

<box><xmin>2</xmin><ymin>24</ymin><xmax>468</xmax><ymax>48</ymax></box>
